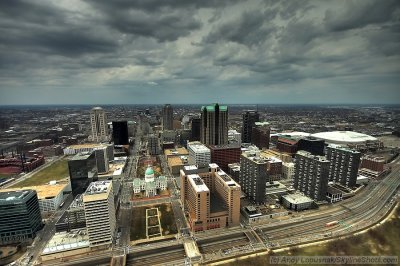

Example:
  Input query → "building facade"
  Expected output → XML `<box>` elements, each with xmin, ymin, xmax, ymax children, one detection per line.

<box><xmin>326</xmin><ymin>144</ymin><xmax>361</xmax><ymax>187</ymax></box>
<box><xmin>83</xmin><ymin>181</ymin><xmax>116</xmax><ymax>248</ymax></box>
<box><xmin>187</xmin><ymin>141</ymin><xmax>211</xmax><ymax>166</ymax></box>
<box><xmin>242</xmin><ymin>110</ymin><xmax>259</xmax><ymax>143</ymax></box>
<box><xmin>148</xmin><ymin>134</ymin><xmax>160</xmax><ymax>155</ymax></box>
<box><xmin>228</xmin><ymin>130</ymin><xmax>241</xmax><ymax>145</ymax></box>
<box><xmin>0</xmin><ymin>190</ymin><xmax>42</xmax><ymax>245</ymax></box>
<box><xmin>208</xmin><ymin>144</ymin><xmax>241</xmax><ymax>172</ymax></box>
<box><xmin>112</xmin><ymin>121</ymin><xmax>129</xmax><ymax>145</ymax></box>
<box><xmin>89</xmin><ymin>107</ymin><xmax>108</xmax><ymax>142</ymax></box>
<box><xmin>68</xmin><ymin>152</ymin><xmax>98</xmax><ymax>195</ymax></box>
<box><xmin>162</xmin><ymin>104</ymin><xmax>173</xmax><ymax>130</ymax></box>
<box><xmin>200</xmin><ymin>104</ymin><xmax>228</xmax><ymax>145</ymax></box>
<box><xmin>94</xmin><ymin>146</ymin><xmax>109</xmax><ymax>174</ymax></box>
<box><xmin>294</xmin><ymin>151</ymin><xmax>329</xmax><ymax>201</ymax></box>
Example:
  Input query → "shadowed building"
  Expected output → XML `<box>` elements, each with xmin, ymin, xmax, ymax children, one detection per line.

<box><xmin>112</xmin><ymin>121</ymin><xmax>129</xmax><ymax>145</ymax></box>
<box><xmin>162</xmin><ymin>104</ymin><xmax>173</xmax><ymax>130</ymax></box>
<box><xmin>200</xmin><ymin>104</ymin><xmax>228</xmax><ymax>145</ymax></box>
<box><xmin>242</xmin><ymin>110</ymin><xmax>259</xmax><ymax>143</ymax></box>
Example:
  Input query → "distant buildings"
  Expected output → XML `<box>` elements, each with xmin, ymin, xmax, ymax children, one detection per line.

<box><xmin>148</xmin><ymin>134</ymin><xmax>160</xmax><ymax>155</ymax></box>
<box><xmin>242</xmin><ymin>110</ymin><xmax>259</xmax><ymax>143</ymax></box>
<box><xmin>180</xmin><ymin>164</ymin><xmax>240</xmax><ymax>232</ymax></box>
<box><xmin>112</xmin><ymin>121</ymin><xmax>129</xmax><ymax>145</ymax></box>
<box><xmin>89</xmin><ymin>107</ymin><xmax>108</xmax><ymax>142</ymax></box>
<box><xmin>208</xmin><ymin>144</ymin><xmax>241</xmax><ymax>172</ymax></box>
<box><xmin>162</xmin><ymin>104</ymin><xmax>173</xmax><ymax>130</ymax></box>
<box><xmin>251</xmin><ymin>122</ymin><xmax>270</xmax><ymax>149</ymax></box>
<box><xmin>68</xmin><ymin>152</ymin><xmax>98</xmax><ymax>195</ymax></box>
<box><xmin>0</xmin><ymin>190</ymin><xmax>42</xmax><ymax>245</ymax></box>
<box><xmin>187</xmin><ymin>141</ymin><xmax>211</xmax><ymax>166</ymax></box>
<box><xmin>228</xmin><ymin>129</ymin><xmax>241</xmax><ymax>145</ymax></box>
<box><xmin>239</xmin><ymin>148</ymin><xmax>268</xmax><ymax>203</ymax></box>
<box><xmin>326</xmin><ymin>144</ymin><xmax>361</xmax><ymax>187</ymax></box>
<box><xmin>294</xmin><ymin>151</ymin><xmax>329</xmax><ymax>201</ymax></box>
<box><xmin>200</xmin><ymin>103</ymin><xmax>228</xmax><ymax>145</ymax></box>
<box><xmin>83</xmin><ymin>181</ymin><xmax>116</xmax><ymax>247</ymax></box>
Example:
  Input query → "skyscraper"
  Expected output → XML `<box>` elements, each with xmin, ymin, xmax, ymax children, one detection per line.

<box><xmin>251</xmin><ymin>122</ymin><xmax>270</xmax><ymax>149</ymax></box>
<box><xmin>89</xmin><ymin>107</ymin><xmax>108</xmax><ymax>142</ymax></box>
<box><xmin>242</xmin><ymin>110</ymin><xmax>259</xmax><ymax>143</ymax></box>
<box><xmin>68</xmin><ymin>152</ymin><xmax>98</xmax><ymax>195</ymax></box>
<box><xmin>162</xmin><ymin>104</ymin><xmax>173</xmax><ymax>130</ymax></box>
<box><xmin>191</xmin><ymin>117</ymin><xmax>201</xmax><ymax>141</ymax></box>
<box><xmin>200</xmin><ymin>103</ymin><xmax>228</xmax><ymax>145</ymax></box>
<box><xmin>294</xmin><ymin>151</ymin><xmax>329</xmax><ymax>201</ymax></box>
<box><xmin>112</xmin><ymin>121</ymin><xmax>129</xmax><ymax>145</ymax></box>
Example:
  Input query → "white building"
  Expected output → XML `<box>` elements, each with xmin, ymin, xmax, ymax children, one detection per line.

<box><xmin>89</xmin><ymin>107</ymin><xmax>108</xmax><ymax>143</ymax></box>
<box><xmin>83</xmin><ymin>181</ymin><xmax>116</xmax><ymax>247</ymax></box>
<box><xmin>228</xmin><ymin>130</ymin><xmax>241</xmax><ymax>145</ymax></box>
<box><xmin>132</xmin><ymin>166</ymin><xmax>167</xmax><ymax>197</ymax></box>
<box><xmin>282</xmin><ymin>162</ymin><xmax>295</xmax><ymax>179</ymax></box>
<box><xmin>187</xmin><ymin>141</ymin><xmax>211</xmax><ymax>166</ymax></box>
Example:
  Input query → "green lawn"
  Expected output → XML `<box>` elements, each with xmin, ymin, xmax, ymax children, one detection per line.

<box><xmin>10</xmin><ymin>159</ymin><xmax>69</xmax><ymax>187</ymax></box>
<box><xmin>130</xmin><ymin>203</ymin><xmax>178</xmax><ymax>241</ymax></box>
<box><xmin>224</xmin><ymin>205</ymin><xmax>400</xmax><ymax>266</ymax></box>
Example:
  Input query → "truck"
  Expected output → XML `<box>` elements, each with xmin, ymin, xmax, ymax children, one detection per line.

<box><xmin>325</xmin><ymin>221</ymin><xmax>339</xmax><ymax>227</ymax></box>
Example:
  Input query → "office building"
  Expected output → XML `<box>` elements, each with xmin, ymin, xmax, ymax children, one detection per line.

<box><xmin>191</xmin><ymin>117</ymin><xmax>201</xmax><ymax>141</ymax></box>
<box><xmin>200</xmin><ymin>103</ymin><xmax>228</xmax><ymax>145</ymax></box>
<box><xmin>0</xmin><ymin>190</ymin><xmax>42</xmax><ymax>245</ymax></box>
<box><xmin>276</xmin><ymin>137</ymin><xmax>298</xmax><ymax>155</ymax></box>
<box><xmin>297</xmin><ymin>137</ymin><xmax>325</xmax><ymax>156</ymax></box>
<box><xmin>180</xmin><ymin>164</ymin><xmax>240</xmax><ymax>232</ymax></box>
<box><xmin>228</xmin><ymin>130</ymin><xmax>241</xmax><ymax>145</ymax></box>
<box><xmin>148</xmin><ymin>134</ymin><xmax>160</xmax><ymax>155</ymax></box>
<box><xmin>251</xmin><ymin>122</ymin><xmax>270</xmax><ymax>149</ymax></box>
<box><xmin>294</xmin><ymin>151</ymin><xmax>329</xmax><ymax>201</ymax></box>
<box><xmin>112</xmin><ymin>121</ymin><xmax>129</xmax><ymax>145</ymax></box>
<box><xmin>187</xmin><ymin>141</ymin><xmax>211</xmax><ymax>166</ymax></box>
<box><xmin>326</xmin><ymin>144</ymin><xmax>361</xmax><ymax>187</ymax></box>
<box><xmin>89</xmin><ymin>107</ymin><xmax>108</xmax><ymax>142</ymax></box>
<box><xmin>94</xmin><ymin>146</ymin><xmax>109</xmax><ymax>174</ymax></box>
<box><xmin>63</xmin><ymin>143</ymin><xmax>114</xmax><ymax>162</ymax></box>
<box><xmin>161</xmin><ymin>130</ymin><xmax>177</xmax><ymax>144</ymax></box>
<box><xmin>55</xmin><ymin>194</ymin><xmax>86</xmax><ymax>232</ymax></box>
<box><xmin>68</xmin><ymin>152</ymin><xmax>98</xmax><ymax>195</ymax></box>
<box><xmin>83</xmin><ymin>181</ymin><xmax>116</xmax><ymax>247</ymax></box>
<box><xmin>239</xmin><ymin>149</ymin><xmax>268</xmax><ymax>203</ymax></box>
<box><xmin>242</xmin><ymin>110</ymin><xmax>259</xmax><ymax>143</ymax></box>
<box><xmin>359</xmin><ymin>155</ymin><xmax>386</xmax><ymax>178</ymax></box>
<box><xmin>208</xmin><ymin>144</ymin><xmax>241</xmax><ymax>172</ymax></box>
<box><xmin>162</xmin><ymin>104</ymin><xmax>173</xmax><ymax>130</ymax></box>
<box><xmin>282</xmin><ymin>162</ymin><xmax>295</xmax><ymax>179</ymax></box>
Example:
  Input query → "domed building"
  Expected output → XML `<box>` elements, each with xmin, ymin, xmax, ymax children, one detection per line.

<box><xmin>133</xmin><ymin>165</ymin><xmax>167</xmax><ymax>197</ymax></box>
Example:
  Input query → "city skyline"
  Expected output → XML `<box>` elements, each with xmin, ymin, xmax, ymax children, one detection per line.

<box><xmin>1</xmin><ymin>0</ymin><xmax>399</xmax><ymax>105</ymax></box>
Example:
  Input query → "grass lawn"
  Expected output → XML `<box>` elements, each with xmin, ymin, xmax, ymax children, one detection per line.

<box><xmin>223</xmin><ymin>205</ymin><xmax>400</xmax><ymax>266</ymax></box>
<box><xmin>130</xmin><ymin>203</ymin><xmax>178</xmax><ymax>241</ymax></box>
<box><xmin>10</xmin><ymin>158</ymin><xmax>69</xmax><ymax>187</ymax></box>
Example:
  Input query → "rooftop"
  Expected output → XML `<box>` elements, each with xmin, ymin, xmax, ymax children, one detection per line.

<box><xmin>297</xmin><ymin>150</ymin><xmax>329</xmax><ymax>162</ymax></box>
<box><xmin>70</xmin><ymin>152</ymin><xmax>93</xmax><ymax>161</ymax></box>
<box><xmin>188</xmin><ymin>142</ymin><xmax>210</xmax><ymax>153</ymax></box>
<box><xmin>168</xmin><ymin>156</ymin><xmax>185</xmax><ymax>167</ymax></box>
<box><xmin>66</xmin><ymin>143</ymin><xmax>107</xmax><ymax>150</ymax></box>
<box><xmin>201</xmin><ymin>104</ymin><xmax>228</xmax><ymax>112</ymax></box>
<box><xmin>282</xmin><ymin>193</ymin><xmax>313</xmax><ymax>204</ymax></box>
<box><xmin>1</xmin><ymin>180</ymin><xmax>69</xmax><ymax>199</ymax></box>
<box><xmin>208</xmin><ymin>143</ymin><xmax>241</xmax><ymax>150</ymax></box>
<box><xmin>188</xmin><ymin>174</ymin><xmax>209</xmax><ymax>193</ymax></box>
<box><xmin>0</xmin><ymin>189</ymin><xmax>33</xmax><ymax>202</ymax></box>
<box><xmin>42</xmin><ymin>230</ymin><xmax>89</xmax><ymax>255</ymax></box>
<box><xmin>83</xmin><ymin>181</ymin><xmax>112</xmax><ymax>202</ymax></box>
<box><xmin>310</xmin><ymin>131</ymin><xmax>377</xmax><ymax>144</ymax></box>
<box><xmin>164</xmin><ymin>147</ymin><xmax>189</xmax><ymax>156</ymax></box>
<box><xmin>327</xmin><ymin>144</ymin><xmax>361</xmax><ymax>154</ymax></box>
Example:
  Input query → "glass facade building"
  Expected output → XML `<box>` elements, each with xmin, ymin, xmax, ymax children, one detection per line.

<box><xmin>68</xmin><ymin>152</ymin><xmax>98</xmax><ymax>195</ymax></box>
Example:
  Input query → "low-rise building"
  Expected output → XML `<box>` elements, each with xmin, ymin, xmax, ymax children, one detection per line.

<box><xmin>282</xmin><ymin>162</ymin><xmax>295</xmax><ymax>179</ymax></box>
<box><xmin>281</xmin><ymin>193</ymin><xmax>313</xmax><ymax>211</ymax></box>
<box><xmin>167</xmin><ymin>156</ymin><xmax>189</xmax><ymax>175</ymax></box>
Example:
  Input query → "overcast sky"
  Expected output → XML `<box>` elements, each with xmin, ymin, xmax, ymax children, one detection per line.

<box><xmin>0</xmin><ymin>0</ymin><xmax>399</xmax><ymax>105</ymax></box>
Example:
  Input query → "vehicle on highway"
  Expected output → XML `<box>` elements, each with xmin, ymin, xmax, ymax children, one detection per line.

<box><xmin>325</xmin><ymin>221</ymin><xmax>339</xmax><ymax>227</ymax></box>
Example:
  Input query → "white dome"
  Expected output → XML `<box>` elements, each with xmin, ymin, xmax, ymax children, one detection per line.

<box><xmin>310</xmin><ymin>131</ymin><xmax>377</xmax><ymax>144</ymax></box>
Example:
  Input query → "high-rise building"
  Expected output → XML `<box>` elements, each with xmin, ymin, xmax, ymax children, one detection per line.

<box><xmin>239</xmin><ymin>149</ymin><xmax>268</xmax><ymax>203</ymax></box>
<box><xmin>148</xmin><ymin>134</ymin><xmax>160</xmax><ymax>155</ymax></box>
<box><xmin>242</xmin><ymin>110</ymin><xmax>259</xmax><ymax>143</ymax></box>
<box><xmin>297</xmin><ymin>137</ymin><xmax>325</xmax><ymax>156</ymax></box>
<box><xmin>251</xmin><ymin>122</ymin><xmax>270</xmax><ymax>149</ymax></box>
<box><xmin>187</xmin><ymin>141</ymin><xmax>211</xmax><ymax>166</ymax></box>
<box><xmin>83</xmin><ymin>181</ymin><xmax>116</xmax><ymax>247</ymax></box>
<box><xmin>94</xmin><ymin>146</ymin><xmax>109</xmax><ymax>174</ymax></box>
<box><xmin>162</xmin><ymin>104</ymin><xmax>173</xmax><ymax>130</ymax></box>
<box><xmin>294</xmin><ymin>151</ymin><xmax>329</xmax><ymax>201</ymax></box>
<box><xmin>208</xmin><ymin>144</ymin><xmax>241</xmax><ymax>172</ymax></box>
<box><xmin>180</xmin><ymin>164</ymin><xmax>240</xmax><ymax>232</ymax></box>
<box><xmin>68</xmin><ymin>152</ymin><xmax>98</xmax><ymax>195</ymax></box>
<box><xmin>0</xmin><ymin>190</ymin><xmax>42</xmax><ymax>245</ymax></box>
<box><xmin>200</xmin><ymin>103</ymin><xmax>228</xmax><ymax>145</ymax></box>
<box><xmin>89</xmin><ymin>107</ymin><xmax>108</xmax><ymax>142</ymax></box>
<box><xmin>326</xmin><ymin>144</ymin><xmax>361</xmax><ymax>187</ymax></box>
<box><xmin>112</xmin><ymin>121</ymin><xmax>129</xmax><ymax>145</ymax></box>
<box><xmin>191</xmin><ymin>118</ymin><xmax>201</xmax><ymax>141</ymax></box>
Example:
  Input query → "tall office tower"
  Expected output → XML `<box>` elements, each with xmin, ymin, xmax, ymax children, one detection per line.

<box><xmin>162</xmin><ymin>104</ymin><xmax>173</xmax><ymax>130</ymax></box>
<box><xmin>251</xmin><ymin>122</ymin><xmax>270</xmax><ymax>149</ymax></box>
<box><xmin>94</xmin><ymin>146</ymin><xmax>109</xmax><ymax>174</ymax></box>
<box><xmin>241</xmin><ymin>110</ymin><xmax>259</xmax><ymax>143</ymax></box>
<box><xmin>148</xmin><ymin>134</ymin><xmax>160</xmax><ymax>155</ymax></box>
<box><xmin>83</xmin><ymin>181</ymin><xmax>116</xmax><ymax>247</ymax></box>
<box><xmin>326</xmin><ymin>144</ymin><xmax>361</xmax><ymax>187</ymax></box>
<box><xmin>297</xmin><ymin>137</ymin><xmax>325</xmax><ymax>156</ymax></box>
<box><xmin>68</xmin><ymin>151</ymin><xmax>98</xmax><ymax>195</ymax></box>
<box><xmin>187</xmin><ymin>141</ymin><xmax>211</xmax><ymax>166</ymax></box>
<box><xmin>191</xmin><ymin>117</ymin><xmax>201</xmax><ymax>141</ymax></box>
<box><xmin>112</xmin><ymin>121</ymin><xmax>129</xmax><ymax>145</ymax></box>
<box><xmin>294</xmin><ymin>151</ymin><xmax>330</xmax><ymax>201</ymax></box>
<box><xmin>0</xmin><ymin>190</ymin><xmax>42</xmax><ymax>245</ymax></box>
<box><xmin>89</xmin><ymin>107</ymin><xmax>108</xmax><ymax>142</ymax></box>
<box><xmin>208</xmin><ymin>144</ymin><xmax>241</xmax><ymax>172</ymax></box>
<box><xmin>180</xmin><ymin>164</ymin><xmax>240</xmax><ymax>232</ymax></box>
<box><xmin>200</xmin><ymin>103</ymin><xmax>228</xmax><ymax>145</ymax></box>
<box><xmin>239</xmin><ymin>149</ymin><xmax>268</xmax><ymax>203</ymax></box>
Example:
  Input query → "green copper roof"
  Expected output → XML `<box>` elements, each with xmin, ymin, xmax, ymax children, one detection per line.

<box><xmin>145</xmin><ymin>167</ymin><xmax>154</xmax><ymax>175</ymax></box>
<box><xmin>201</xmin><ymin>104</ymin><xmax>228</xmax><ymax>112</ymax></box>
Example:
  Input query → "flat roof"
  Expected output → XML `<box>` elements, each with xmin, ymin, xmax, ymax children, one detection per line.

<box><xmin>164</xmin><ymin>147</ymin><xmax>189</xmax><ymax>156</ymax></box>
<box><xmin>83</xmin><ymin>181</ymin><xmax>112</xmax><ymax>201</ymax></box>
<box><xmin>208</xmin><ymin>143</ymin><xmax>241</xmax><ymax>150</ymax></box>
<box><xmin>183</xmin><ymin>240</ymin><xmax>201</xmax><ymax>259</ymax></box>
<box><xmin>66</xmin><ymin>143</ymin><xmax>107</xmax><ymax>149</ymax></box>
<box><xmin>71</xmin><ymin>152</ymin><xmax>93</xmax><ymax>161</ymax></box>
<box><xmin>296</xmin><ymin>150</ymin><xmax>329</xmax><ymax>162</ymax></box>
<box><xmin>201</xmin><ymin>104</ymin><xmax>228</xmax><ymax>112</ymax></box>
<box><xmin>188</xmin><ymin>142</ymin><xmax>210</xmax><ymax>153</ymax></box>
<box><xmin>282</xmin><ymin>194</ymin><xmax>313</xmax><ymax>204</ymax></box>
<box><xmin>42</xmin><ymin>230</ymin><xmax>89</xmax><ymax>255</ymax></box>
<box><xmin>327</xmin><ymin>186</ymin><xmax>343</xmax><ymax>195</ymax></box>
<box><xmin>168</xmin><ymin>156</ymin><xmax>185</xmax><ymax>167</ymax></box>
<box><xmin>1</xmin><ymin>180</ymin><xmax>69</xmax><ymax>199</ymax></box>
<box><xmin>311</xmin><ymin>131</ymin><xmax>377</xmax><ymax>144</ymax></box>
<box><xmin>187</xmin><ymin>174</ymin><xmax>209</xmax><ymax>193</ymax></box>
<box><xmin>0</xmin><ymin>189</ymin><xmax>33</xmax><ymax>202</ymax></box>
<box><xmin>327</xmin><ymin>144</ymin><xmax>360</xmax><ymax>154</ymax></box>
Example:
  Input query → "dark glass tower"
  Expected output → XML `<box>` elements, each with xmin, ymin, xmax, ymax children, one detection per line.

<box><xmin>112</xmin><ymin>121</ymin><xmax>129</xmax><ymax>145</ymax></box>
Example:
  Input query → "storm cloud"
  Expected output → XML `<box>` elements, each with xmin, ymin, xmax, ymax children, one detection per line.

<box><xmin>0</xmin><ymin>0</ymin><xmax>399</xmax><ymax>105</ymax></box>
